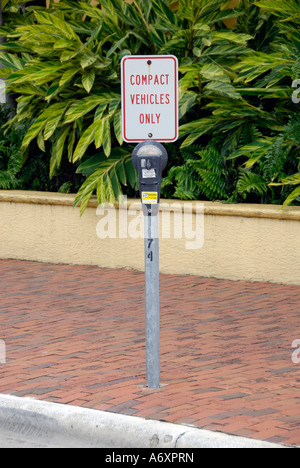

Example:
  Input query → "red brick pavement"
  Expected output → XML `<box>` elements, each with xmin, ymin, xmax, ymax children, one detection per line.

<box><xmin>0</xmin><ymin>259</ymin><xmax>299</xmax><ymax>446</ymax></box>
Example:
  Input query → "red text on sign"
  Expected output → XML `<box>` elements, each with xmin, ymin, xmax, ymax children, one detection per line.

<box><xmin>130</xmin><ymin>94</ymin><xmax>170</xmax><ymax>105</ymax></box>
<box><xmin>130</xmin><ymin>74</ymin><xmax>170</xmax><ymax>86</ymax></box>
<box><xmin>139</xmin><ymin>113</ymin><xmax>161</xmax><ymax>124</ymax></box>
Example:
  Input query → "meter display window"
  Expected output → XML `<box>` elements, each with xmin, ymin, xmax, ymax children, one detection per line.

<box><xmin>142</xmin><ymin>168</ymin><xmax>156</xmax><ymax>178</ymax></box>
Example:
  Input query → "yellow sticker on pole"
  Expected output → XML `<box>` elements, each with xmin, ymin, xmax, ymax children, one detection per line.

<box><xmin>142</xmin><ymin>192</ymin><xmax>158</xmax><ymax>204</ymax></box>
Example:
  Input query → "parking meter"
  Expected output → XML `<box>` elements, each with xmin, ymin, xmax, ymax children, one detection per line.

<box><xmin>132</xmin><ymin>140</ymin><xmax>168</xmax><ymax>389</ymax></box>
<box><xmin>132</xmin><ymin>141</ymin><xmax>168</xmax><ymax>216</ymax></box>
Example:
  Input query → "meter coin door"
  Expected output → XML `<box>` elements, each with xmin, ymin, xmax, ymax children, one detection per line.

<box><xmin>132</xmin><ymin>141</ymin><xmax>168</xmax><ymax>216</ymax></box>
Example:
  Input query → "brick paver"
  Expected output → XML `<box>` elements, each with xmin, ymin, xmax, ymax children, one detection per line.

<box><xmin>0</xmin><ymin>259</ymin><xmax>299</xmax><ymax>446</ymax></box>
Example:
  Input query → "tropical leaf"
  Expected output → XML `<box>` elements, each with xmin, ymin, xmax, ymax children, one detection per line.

<box><xmin>255</xmin><ymin>0</ymin><xmax>300</xmax><ymax>20</ymax></box>
<box><xmin>236</xmin><ymin>171</ymin><xmax>268</xmax><ymax>198</ymax></box>
<box><xmin>33</xmin><ymin>10</ymin><xmax>80</xmax><ymax>41</ymax></box>
<box><xmin>204</xmin><ymin>81</ymin><xmax>242</xmax><ymax>100</ymax></box>
<box><xmin>270</xmin><ymin>173</ymin><xmax>300</xmax><ymax>187</ymax></box>
<box><xmin>270</xmin><ymin>173</ymin><xmax>300</xmax><ymax>208</ymax></box>
<box><xmin>210</xmin><ymin>31</ymin><xmax>253</xmax><ymax>45</ymax></box>
<box><xmin>75</xmin><ymin>149</ymin><xmax>136</xmax><ymax>214</ymax></box>
<box><xmin>0</xmin><ymin>52</ymin><xmax>25</xmax><ymax>71</ymax></box>
<box><xmin>281</xmin><ymin>186</ymin><xmax>300</xmax><ymax>208</ymax></box>
<box><xmin>113</xmin><ymin>110</ymin><xmax>123</xmax><ymax>146</ymax></box>
<box><xmin>72</xmin><ymin>121</ymin><xmax>98</xmax><ymax>163</ymax></box>
<box><xmin>82</xmin><ymin>69</ymin><xmax>95</xmax><ymax>93</ymax></box>
<box><xmin>228</xmin><ymin>139</ymin><xmax>273</xmax><ymax>161</ymax></box>
<box><xmin>59</xmin><ymin>68</ymin><xmax>79</xmax><ymax>87</ymax></box>
<box><xmin>50</xmin><ymin>125</ymin><xmax>70</xmax><ymax>177</ymax></box>
<box><xmin>200</xmin><ymin>64</ymin><xmax>231</xmax><ymax>83</ymax></box>
<box><xmin>43</xmin><ymin>103</ymin><xmax>68</xmax><ymax>141</ymax></box>
<box><xmin>63</xmin><ymin>97</ymin><xmax>103</xmax><ymax>125</ymax></box>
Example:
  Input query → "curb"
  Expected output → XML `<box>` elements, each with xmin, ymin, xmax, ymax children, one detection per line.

<box><xmin>0</xmin><ymin>394</ymin><xmax>287</xmax><ymax>448</ymax></box>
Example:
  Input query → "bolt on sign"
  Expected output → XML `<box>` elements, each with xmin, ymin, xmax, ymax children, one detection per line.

<box><xmin>121</xmin><ymin>55</ymin><xmax>178</xmax><ymax>143</ymax></box>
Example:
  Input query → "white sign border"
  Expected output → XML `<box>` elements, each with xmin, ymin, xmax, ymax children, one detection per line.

<box><xmin>121</xmin><ymin>55</ymin><xmax>178</xmax><ymax>143</ymax></box>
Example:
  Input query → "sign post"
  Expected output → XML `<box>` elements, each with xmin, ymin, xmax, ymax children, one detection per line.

<box><xmin>121</xmin><ymin>55</ymin><xmax>178</xmax><ymax>389</ymax></box>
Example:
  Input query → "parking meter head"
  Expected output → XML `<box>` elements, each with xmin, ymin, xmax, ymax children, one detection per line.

<box><xmin>132</xmin><ymin>141</ymin><xmax>168</xmax><ymax>214</ymax></box>
<box><xmin>132</xmin><ymin>141</ymin><xmax>168</xmax><ymax>171</ymax></box>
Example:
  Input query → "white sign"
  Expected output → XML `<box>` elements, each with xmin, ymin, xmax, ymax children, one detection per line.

<box><xmin>121</xmin><ymin>55</ymin><xmax>178</xmax><ymax>143</ymax></box>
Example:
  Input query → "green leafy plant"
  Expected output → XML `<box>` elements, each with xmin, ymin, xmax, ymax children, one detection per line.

<box><xmin>162</xmin><ymin>144</ymin><xmax>230</xmax><ymax>201</ymax></box>
<box><xmin>228</xmin><ymin>0</ymin><xmax>300</xmax><ymax>205</ymax></box>
<box><xmin>0</xmin><ymin>0</ymin><xmax>255</xmax><ymax>211</ymax></box>
<box><xmin>0</xmin><ymin>105</ymin><xmax>24</xmax><ymax>189</ymax></box>
<box><xmin>0</xmin><ymin>0</ymin><xmax>299</xmax><ymax>209</ymax></box>
<box><xmin>0</xmin><ymin>0</ymin><xmax>125</xmax><ymax>208</ymax></box>
<box><xmin>268</xmin><ymin>117</ymin><xmax>300</xmax><ymax>207</ymax></box>
<box><xmin>75</xmin><ymin>147</ymin><xmax>138</xmax><ymax>213</ymax></box>
<box><xmin>178</xmin><ymin>0</ymin><xmax>300</xmax><ymax>206</ymax></box>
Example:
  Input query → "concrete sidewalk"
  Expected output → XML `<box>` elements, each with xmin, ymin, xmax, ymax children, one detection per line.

<box><xmin>0</xmin><ymin>394</ymin><xmax>284</xmax><ymax>448</ymax></box>
<box><xmin>0</xmin><ymin>259</ymin><xmax>299</xmax><ymax>447</ymax></box>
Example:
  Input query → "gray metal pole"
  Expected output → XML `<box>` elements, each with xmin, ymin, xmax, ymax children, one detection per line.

<box><xmin>144</xmin><ymin>211</ymin><xmax>160</xmax><ymax>389</ymax></box>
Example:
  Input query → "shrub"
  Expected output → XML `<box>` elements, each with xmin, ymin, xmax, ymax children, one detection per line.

<box><xmin>0</xmin><ymin>0</ymin><xmax>299</xmax><ymax>210</ymax></box>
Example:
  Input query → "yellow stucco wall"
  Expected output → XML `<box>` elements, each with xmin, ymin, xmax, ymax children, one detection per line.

<box><xmin>0</xmin><ymin>190</ymin><xmax>299</xmax><ymax>285</ymax></box>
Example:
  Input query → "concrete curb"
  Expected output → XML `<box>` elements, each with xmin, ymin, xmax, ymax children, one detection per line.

<box><xmin>0</xmin><ymin>394</ymin><xmax>287</xmax><ymax>448</ymax></box>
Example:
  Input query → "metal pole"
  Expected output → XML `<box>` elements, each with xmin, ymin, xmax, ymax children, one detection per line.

<box><xmin>144</xmin><ymin>211</ymin><xmax>160</xmax><ymax>389</ymax></box>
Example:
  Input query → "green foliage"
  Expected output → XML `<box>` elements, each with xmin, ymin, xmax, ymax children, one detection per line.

<box><xmin>0</xmin><ymin>105</ymin><xmax>24</xmax><ymax>189</ymax></box>
<box><xmin>0</xmin><ymin>0</ymin><xmax>299</xmax><ymax>209</ymax></box>
<box><xmin>0</xmin><ymin>103</ymin><xmax>84</xmax><ymax>193</ymax></box>
<box><xmin>162</xmin><ymin>144</ymin><xmax>230</xmax><ymax>201</ymax></box>
<box><xmin>75</xmin><ymin>147</ymin><xmax>138</xmax><ymax>214</ymax></box>
<box><xmin>178</xmin><ymin>0</ymin><xmax>300</xmax><ymax>206</ymax></box>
